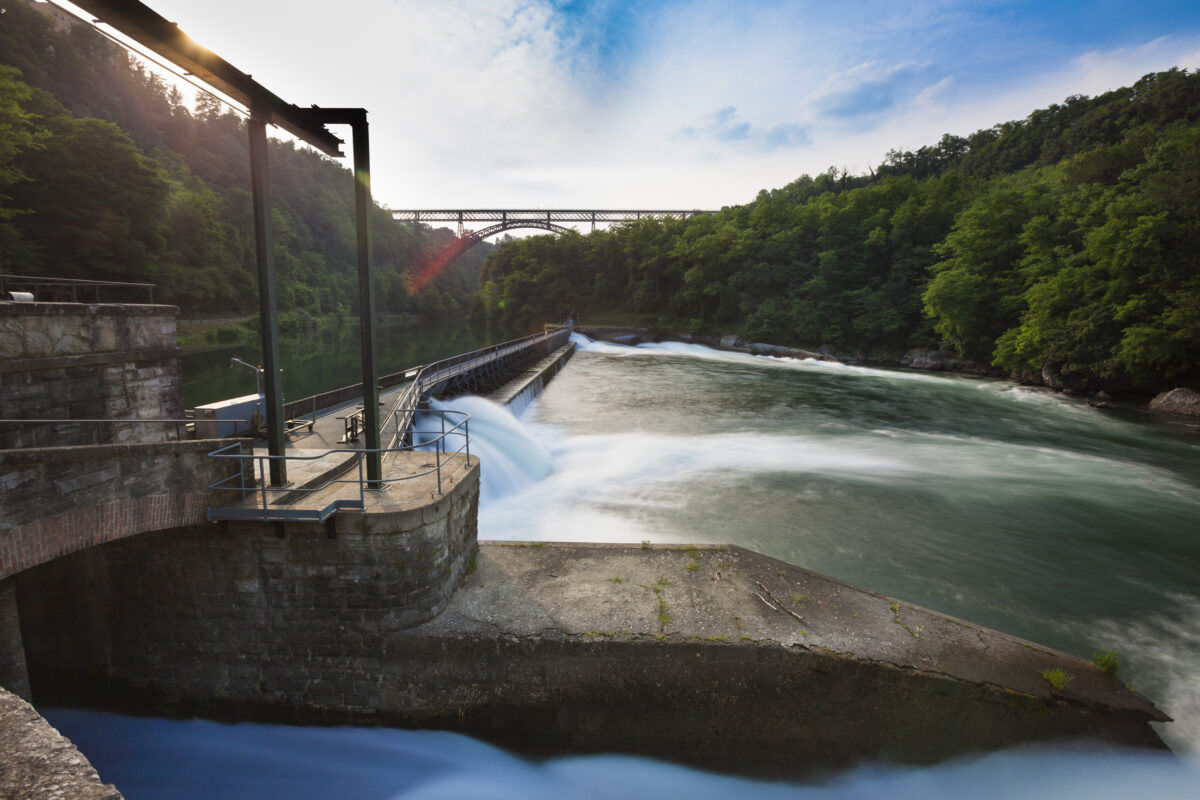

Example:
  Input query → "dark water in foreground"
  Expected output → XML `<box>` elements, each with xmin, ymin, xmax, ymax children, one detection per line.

<box><xmin>37</xmin><ymin>710</ymin><xmax>1200</xmax><ymax>800</ymax></box>
<box><xmin>47</xmin><ymin>334</ymin><xmax>1200</xmax><ymax>796</ymax></box>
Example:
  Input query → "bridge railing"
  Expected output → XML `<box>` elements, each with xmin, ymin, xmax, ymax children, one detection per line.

<box><xmin>207</xmin><ymin>409</ymin><xmax>472</xmax><ymax>523</ymax></box>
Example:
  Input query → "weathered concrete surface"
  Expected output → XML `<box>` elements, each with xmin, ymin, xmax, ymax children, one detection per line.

<box><xmin>385</xmin><ymin>542</ymin><xmax>1169</xmax><ymax>775</ymax></box>
<box><xmin>488</xmin><ymin>342</ymin><xmax>576</xmax><ymax>407</ymax></box>
<box><xmin>0</xmin><ymin>687</ymin><xmax>121</xmax><ymax>800</ymax></box>
<box><xmin>0</xmin><ymin>303</ymin><xmax>182</xmax><ymax>449</ymax></box>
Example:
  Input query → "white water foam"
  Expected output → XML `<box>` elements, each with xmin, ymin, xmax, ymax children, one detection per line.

<box><xmin>572</xmin><ymin>332</ymin><xmax>968</xmax><ymax>384</ymax></box>
<box><xmin>424</xmin><ymin>396</ymin><xmax>552</xmax><ymax>505</ymax></box>
<box><xmin>1083</xmin><ymin>590</ymin><xmax>1200</xmax><ymax>753</ymax></box>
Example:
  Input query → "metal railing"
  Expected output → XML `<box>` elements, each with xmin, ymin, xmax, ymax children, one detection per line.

<box><xmin>274</xmin><ymin>326</ymin><xmax>572</xmax><ymax>445</ymax></box>
<box><xmin>384</xmin><ymin>326</ymin><xmax>571</xmax><ymax>450</ymax></box>
<box><xmin>1</xmin><ymin>273</ymin><xmax>156</xmax><ymax>303</ymax></box>
<box><xmin>206</xmin><ymin>409</ymin><xmax>472</xmax><ymax>522</ymax></box>
<box><xmin>205</xmin><ymin>325</ymin><xmax>569</xmax><ymax>522</ymax></box>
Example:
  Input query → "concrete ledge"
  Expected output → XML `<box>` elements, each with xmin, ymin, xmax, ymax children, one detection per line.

<box><xmin>0</xmin><ymin>688</ymin><xmax>121</xmax><ymax>800</ymax></box>
<box><xmin>9</xmin><ymin>538</ymin><xmax>1171</xmax><ymax>778</ymax></box>
<box><xmin>383</xmin><ymin>542</ymin><xmax>1169</xmax><ymax>774</ymax></box>
<box><xmin>488</xmin><ymin>342</ymin><xmax>576</xmax><ymax>407</ymax></box>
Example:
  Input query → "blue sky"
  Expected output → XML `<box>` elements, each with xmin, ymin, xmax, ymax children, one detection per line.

<box><xmin>56</xmin><ymin>0</ymin><xmax>1200</xmax><ymax>212</ymax></box>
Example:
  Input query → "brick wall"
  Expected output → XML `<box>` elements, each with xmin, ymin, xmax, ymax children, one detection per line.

<box><xmin>0</xmin><ymin>440</ymin><xmax>249</xmax><ymax>580</ymax></box>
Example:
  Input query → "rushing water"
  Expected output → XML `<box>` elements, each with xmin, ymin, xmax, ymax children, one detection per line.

<box><xmin>46</xmin><ymin>332</ymin><xmax>1200</xmax><ymax>797</ymax></box>
<box><xmin>482</xmin><ymin>335</ymin><xmax>1200</xmax><ymax>751</ymax></box>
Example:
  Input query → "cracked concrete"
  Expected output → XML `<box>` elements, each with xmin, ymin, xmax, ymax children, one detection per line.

<box><xmin>382</xmin><ymin>541</ymin><xmax>1170</xmax><ymax>774</ymax></box>
<box><xmin>0</xmin><ymin>688</ymin><xmax>121</xmax><ymax>800</ymax></box>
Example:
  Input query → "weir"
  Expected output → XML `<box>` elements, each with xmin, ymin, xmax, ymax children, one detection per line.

<box><xmin>0</xmin><ymin>307</ymin><xmax>1174</xmax><ymax>798</ymax></box>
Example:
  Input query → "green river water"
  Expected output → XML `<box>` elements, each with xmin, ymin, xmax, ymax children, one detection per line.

<box><xmin>45</xmin><ymin>329</ymin><xmax>1200</xmax><ymax>798</ymax></box>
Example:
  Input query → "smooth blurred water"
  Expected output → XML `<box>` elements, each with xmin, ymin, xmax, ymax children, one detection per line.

<box><xmin>41</xmin><ymin>709</ymin><xmax>1200</xmax><ymax>800</ymax></box>
<box><xmin>481</xmin><ymin>334</ymin><xmax>1200</xmax><ymax>753</ymax></box>
<box><xmin>46</xmin><ymin>332</ymin><xmax>1200</xmax><ymax>796</ymax></box>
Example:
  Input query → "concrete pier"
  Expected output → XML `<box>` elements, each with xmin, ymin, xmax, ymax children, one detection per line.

<box><xmin>387</xmin><ymin>542</ymin><xmax>1169</xmax><ymax>775</ymax></box>
<box><xmin>488</xmin><ymin>341</ymin><xmax>576</xmax><ymax>408</ymax></box>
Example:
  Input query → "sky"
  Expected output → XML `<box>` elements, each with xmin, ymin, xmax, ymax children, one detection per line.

<box><xmin>52</xmin><ymin>0</ymin><xmax>1200</xmax><ymax>212</ymax></box>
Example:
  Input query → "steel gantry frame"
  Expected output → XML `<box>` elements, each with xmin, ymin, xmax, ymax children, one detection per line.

<box><xmin>74</xmin><ymin>1</ymin><xmax>384</xmax><ymax>487</ymax></box>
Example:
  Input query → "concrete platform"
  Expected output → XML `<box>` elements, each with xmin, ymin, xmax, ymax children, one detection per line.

<box><xmin>385</xmin><ymin>541</ymin><xmax>1170</xmax><ymax>774</ymax></box>
<box><xmin>488</xmin><ymin>342</ymin><xmax>576</xmax><ymax>406</ymax></box>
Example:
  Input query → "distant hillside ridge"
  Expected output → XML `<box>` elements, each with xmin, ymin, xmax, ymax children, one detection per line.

<box><xmin>475</xmin><ymin>68</ymin><xmax>1200</xmax><ymax>393</ymax></box>
<box><xmin>0</xmin><ymin>0</ymin><xmax>488</xmax><ymax>321</ymax></box>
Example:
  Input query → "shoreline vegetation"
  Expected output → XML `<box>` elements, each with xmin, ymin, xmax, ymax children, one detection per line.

<box><xmin>573</xmin><ymin>323</ymin><xmax>1200</xmax><ymax>419</ymax></box>
<box><xmin>475</xmin><ymin>70</ymin><xmax>1200</xmax><ymax>402</ymax></box>
<box><xmin>1</xmin><ymin>0</ymin><xmax>489</xmax><ymax>324</ymax></box>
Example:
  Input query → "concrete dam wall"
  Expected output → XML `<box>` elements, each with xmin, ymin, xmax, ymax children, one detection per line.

<box><xmin>0</xmin><ymin>318</ymin><xmax>1172</xmax><ymax>795</ymax></box>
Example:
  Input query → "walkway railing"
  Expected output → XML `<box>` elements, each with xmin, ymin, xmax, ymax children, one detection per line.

<box><xmin>384</xmin><ymin>326</ymin><xmax>571</xmax><ymax>450</ymax></box>
<box><xmin>206</xmin><ymin>409</ymin><xmax>471</xmax><ymax>523</ymax></box>
<box><xmin>279</xmin><ymin>327</ymin><xmax>569</xmax><ymax>440</ymax></box>
<box><xmin>205</xmin><ymin>325</ymin><xmax>570</xmax><ymax>522</ymax></box>
<box><xmin>0</xmin><ymin>273</ymin><xmax>156</xmax><ymax>303</ymax></box>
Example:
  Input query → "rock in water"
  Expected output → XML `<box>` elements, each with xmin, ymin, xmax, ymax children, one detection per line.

<box><xmin>719</xmin><ymin>334</ymin><xmax>749</xmax><ymax>351</ymax></box>
<box><xmin>1149</xmin><ymin>387</ymin><xmax>1200</xmax><ymax>417</ymax></box>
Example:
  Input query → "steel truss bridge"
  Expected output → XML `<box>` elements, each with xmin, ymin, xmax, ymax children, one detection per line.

<box><xmin>392</xmin><ymin>209</ymin><xmax>714</xmax><ymax>244</ymax></box>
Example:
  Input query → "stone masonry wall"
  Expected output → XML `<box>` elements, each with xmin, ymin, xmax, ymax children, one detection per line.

<box><xmin>0</xmin><ymin>439</ymin><xmax>249</xmax><ymax>580</ymax></box>
<box><xmin>0</xmin><ymin>303</ymin><xmax>182</xmax><ymax>449</ymax></box>
<box><xmin>0</xmin><ymin>579</ymin><xmax>30</xmax><ymax>700</ymax></box>
<box><xmin>17</xmin><ymin>461</ymin><xmax>480</xmax><ymax>720</ymax></box>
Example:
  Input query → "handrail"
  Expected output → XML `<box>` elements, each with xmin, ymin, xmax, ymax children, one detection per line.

<box><xmin>278</xmin><ymin>326</ymin><xmax>572</xmax><ymax>441</ymax></box>
<box><xmin>205</xmin><ymin>326</ymin><xmax>570</xmax><ymax>523</ymax></box>
<box><xmin>384</xmin><ymin>326</ymin><xmax>571</xmax><ymax>450</ymax></box>
<box><xmin>0</xmin><ymin>273</ymin><xmax>156</xmax><ymax>303</ymax></box>
<box><xmin>206</xmin><ymin>409</ymin><xmax>472</xmax><ymax>522</ymax></box>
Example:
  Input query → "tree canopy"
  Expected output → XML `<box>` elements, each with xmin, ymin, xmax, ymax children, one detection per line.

<box><xmin>476</xmin><ymin>69</ymin><xmax>1200</xmax><ymax>392</ymax></box>
<box><xmin>0</xmin><ymin>0</ymin><xmax>488</xmax><ymax>321</ymax></box>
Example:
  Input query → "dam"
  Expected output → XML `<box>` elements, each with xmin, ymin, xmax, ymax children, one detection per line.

<box><xmin>0</xmin><ymin>301</ymin><xmax>1179</xmax><ymax>798</ymax></box>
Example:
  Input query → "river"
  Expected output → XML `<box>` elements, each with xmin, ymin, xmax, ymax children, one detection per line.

<box><xmin>45</xmin><ymin>333</ymin><xmax>1200</xmax><ymax>798</ymax></box>
<box><xmin>180</xmin><ymin>320</ymin><xmax>504</xmax><ymax>409</ymax></box>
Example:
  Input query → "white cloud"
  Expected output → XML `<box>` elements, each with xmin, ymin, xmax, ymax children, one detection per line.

<box><xmin>61</xmin><ymin>1</ymin><xmax>1200</xmax><ymax>212</ymax></box>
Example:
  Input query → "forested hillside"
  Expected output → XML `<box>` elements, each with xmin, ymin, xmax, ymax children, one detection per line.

<box><xmin>477</xmin><ymin>69</ymin><xmax>1200</xmax><ymax>392</ymax></box>
<box><xmin>0</xmin><ymin>0</ymin><xmax>486</xmax><ymax>322</ymax></box>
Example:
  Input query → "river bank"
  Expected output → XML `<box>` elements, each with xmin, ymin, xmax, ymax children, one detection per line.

<box><xmin>574</xmin><ymin>326</ymin><xmax>1200</xmax><ymax>419</ymax></box>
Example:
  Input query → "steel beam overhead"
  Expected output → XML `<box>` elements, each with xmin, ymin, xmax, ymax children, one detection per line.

<box><xmin>71</xmin><ymin>0</ymin><xmax>344</xmax><ymax>156</ymax></box>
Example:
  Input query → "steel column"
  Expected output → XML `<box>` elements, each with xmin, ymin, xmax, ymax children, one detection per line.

<box><xmin>352</xmin><ymin>117</ymin><xmax>382</xmax><ymax>485</ymax></box>
<box><xmin>248</xmin><ymin>111</ymin><xmax>287</xmax><ymax>486</ymax></box>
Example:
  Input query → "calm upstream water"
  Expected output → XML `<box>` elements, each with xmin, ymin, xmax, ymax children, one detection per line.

<box><xmin>180</xmin><ymin>320</ymin><xmax>504</xmax><ymax>409</ymax></box>
<box><xmin>46</xmin><ymin>333</ymin><xmax>1200</xmax><ymax>798</ymax></box>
